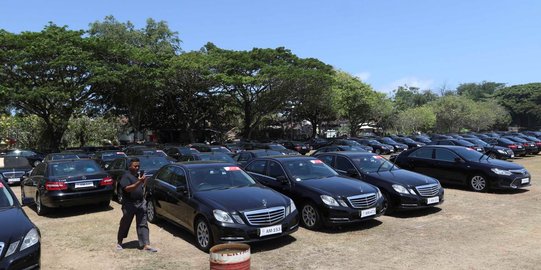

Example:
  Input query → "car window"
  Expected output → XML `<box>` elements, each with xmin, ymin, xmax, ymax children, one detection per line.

<box><xmin>409</xmin><ymin>148</ymin><xmax>433</xmax><ymax>159</ymax></box>
<box><xmin>189</xmin><ymin>165</ymin><xmax>256</xmax><ymax>192</ymax></box>
<box><xmin>32</xmin><ymin>163</ymin><xmax>47</xmax><ymax>176</ymax></box>
<box><xmin>317</xmin><ymin>155</ymin><xmax>335</xmax><ymax>166</ymax></box>
<box><xmin>283</xmin><ymin>159</ymin><xmax>338</xmax><ymax>180</ymax></box>
<box><xmin>238</xmin><ymin>152</ymin><xmax>251</xmax><ymax>162</ymax></box>
<box><xmin>0</xmin><ymin>182</ymin><xmax>15</xmax><ymax>208</ymax></box>
<box><xmin>156</xmin><ymin>166</ymin><xmax>174</xmax><ymax>183</ymax></box>
<box><xmin>336</xmin><ymin>156</ymin><xmax>355</xmax><ymax>172</ymax></box>
<box><xmin>434</xmin><ymin>149</ymin><xmax>459</xmax><ymax>162</ymax></box>
<box><xmin>49</xmin><ymin>160</ymin><xmax>102</xmax><ymax>176</ymax></box>
<box><xmin>170</xmin><ymin>166</ymin><xmax>187</xmax><ymax>187</ymax></box>
<box><xmin>245</xmin><ymin>160</ymin><xmax>267</xmax><ymax>175</ymax></box>
<box><xmin>268</xmin><ymin>161</ymin><xmax>285</xmax><ymax>178</ymax></box>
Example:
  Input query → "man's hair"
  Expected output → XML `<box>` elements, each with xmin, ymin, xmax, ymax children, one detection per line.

<box><xmin>128</xmin><ymin>158</ymin><xmax>140</xmax><ymax>166</ymax></box>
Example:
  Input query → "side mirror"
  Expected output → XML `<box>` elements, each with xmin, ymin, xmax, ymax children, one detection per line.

<box><xmin>176</xmin><ymin>185</ymin><xmax>188</xmax><ymax>194</ymax></box>
<box><xmin>346</xmin><ymin>168</ymin><xmax>358</xmax><ymax>177</ymax></box>
<box><xmin>22</xmin><ymin>197</ymin><xmax>35</xmax><ymax>206</ymax></box>
<box><xmin>276</xmin><ymin>176</ymin><xmax>289</xmax><ymax>185</ymax></box>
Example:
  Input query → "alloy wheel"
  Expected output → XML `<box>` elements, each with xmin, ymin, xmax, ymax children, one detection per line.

<box><xmin>117</xmin><ymin>185</ymin><xmax>123</xmax><ymax>203</ymax></box>
<box><xmin>147</xmin><ymin>200</ymin><xmax>156</xmax><ymax>223</ymax></box>
<box><xmin>196</xmin><ymin>220</ymin><xmax>210</xmax><ymax>249</ymax></box>
<box><xmin>470</xmin><ymin>175</ymin><xmax>487</xmax><ymax>191</ymax></box>
<box><xmin>302</xmin><ymin>204</ymin><xmax>317</xmax><ymax>227</ymax></box>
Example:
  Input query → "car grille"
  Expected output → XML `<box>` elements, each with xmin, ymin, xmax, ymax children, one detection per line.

<box><xmin>510</xmin><ymin>169</ymin><xmax>528</xmax><ymax>175</ymax></box>
<box><xmin>244</xmin><ymin>206</ymin><xmax>285</xmax><ymax>226</ymax></box>
<box><xmin>347</xmin><ymin>193</ymin><xmax>377</xmax><ymax>209</ymax></box>
<box><xmin>1</xmin><ymin>171</ymin><xmax>25</xmax><ymax>178</ymax></box>
<box><xmin>416</xmin><ymin>184</ymin><xmax>440</xmax><ymax>197</ymax></box>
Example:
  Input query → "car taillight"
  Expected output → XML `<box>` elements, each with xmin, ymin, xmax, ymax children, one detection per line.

<box><xmin>523</xmin><ymin>143</ymin><xmax>529</xmax><ymax>147</ymax></box>
<box><xmin>508</xmin><ymin>144</ymin><xmax>517</xmax><ymax>149</ymax></box>
<box><xmin>535</xmin><ymin>142</ymin><xmax>541</xmax><ymax>147</ymax></box>
<box><xmin>100</xmin><ymin>176</ymin><xmax>113</xmax><ymax>186</ymax></box>
<box><xmin>294</xmin><ymin>146</ymin><xmax>301</xmax><ymax>151</ymax></box>
<box><xmin>45</xmin><ymin>181</ymin><xmax>67</xmax><ymax>191</ymax></box>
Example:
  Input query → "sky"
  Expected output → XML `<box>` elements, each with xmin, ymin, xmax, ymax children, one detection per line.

<box><xmin>1</xmin><ymin>0</ymin><xmax>540</xmax><ymax>94</ymax></box>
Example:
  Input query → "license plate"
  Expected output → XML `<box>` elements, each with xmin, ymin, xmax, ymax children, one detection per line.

<box><xmin>259</xmin><ymin>224</ymin><xmax>282</xmax><ymax>237</ymax></box>
<box><xmin>360</xmin><ymin>207</ymin><xmax>376</xmax><ymax>218</ymax></box>
<box><xmin>75</xmin><ymin>182</ymin><xmax>94</xmax><ymax>188</ymax></box>
<box><xmin>521</xmin><ymin>178</ymin><xmax>530</xmax><ymax>184</ymax></box>
<box><xmin>8</xmin><ymin>178</ymin><xmax>20</xmax><ymax>183</ymax></box>
<box><xmin>427</xmin><ymin>196</ymin><xmax>440</xmax><ymax>204</ymax></box>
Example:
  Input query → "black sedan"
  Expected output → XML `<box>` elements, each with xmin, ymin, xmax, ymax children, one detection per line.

<box><xmin>315</xmin><ymin>152</ymin><xmax>443</xmax><ymax>213</ymax></box>
<box><xmin>484</xmin><ymin>137</ymin><xmax>527</xmax><ymax>157</ymax></box>
<box><xmin>0</xmin><ymin>157</ymin><xmax>33</xmax><ymax>185</ymax></box>
<box><xmin>244</xmin><ymin>156</ymin><xmax>385</xmax><ymax>229</ymax></box>
<box><xmin>278</xmin><ymin>141</ymin><xmax>310</xmax><ymax>155</ymax></box>
<box><xmin>107</xmin><ymin>155</ymin><xmax>172</xmax><ymax>203</ymax></box>
<box><xmin>178</xmin><ymin>152</ymin><xmax>237</xmax><ymax>163</ymax></box>
<box><xmin>3</xmin><ymin>149</ymin><xmax>45</xmax><ymax>167</ymax></box>
<box><xmin>393</xmin><ymin>137</ymin><xmax>426</xmax><ymax>149</ymax></box>
<box><xmin>255</xmin><ymin>143</ymin><xmax>300</xmax><ymax>155</ymax></box>
<box><xmin>503</xmin><ymin>136</ymin><xmax>539</xmax><ymax>155</ymax></box>
<box><xmin>93</xmin><ymin>150</ymin><xmax>128</xmax><ymax>169</ymax></box>
<box><xmin>326</xmin><ymin>139</ymin><xmax>373</xmax><ymax>152</ymax></box>
<box><xmin>375</xmin><ymin>137</ymin><xmax>408</xmax><ymax>152</ymax></box>
<box><xmin>311</xmin><ymin>145</ymin><xmax>369</xmax><ymax>156</ymax></box>
<box><xmin>351</xmin><ymin>138</ymin><xmax>394</xmax><ymax>155</ymax></box>
<box><xmin>0</xmin><ymin>180</ymin><xmax>41</xmax><ymax>269</ymax></box>
<box><xmin>392</xmin><ymin>145</ymin><xmax>531</xmax><ymax>192</ymax></box>
<box><xmin>145</xmin><ymin>161</ymin><xmax>299</xmax><ymax>252</ymax></box>
<box><xmin>428</xmin><ymin>139</ymin><xmax>484</xmax><ymax>152</ymax></box>
<box><xmin>164</xmin><ymin>146</ymin><xmax>200</xmax><ymax>161</ymax></box>
<box><xmin>233</xmin><ymin>150</ymin><xmax>283</xmax><ymax>167</ymax></box>
<box><xmin>21</xmin><ymin>159</ymin><xmax>114</xmax><ymax>215</ymax></box>
<box><xmin>462</xmin><ymin>138</ymin><xmax>514</xmax><ymax>160</ymax></box>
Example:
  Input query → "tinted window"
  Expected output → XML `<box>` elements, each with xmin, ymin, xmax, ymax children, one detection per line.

<box><xmin>268</xmin><ymin>161</ymin><xmax>286</xmax><ymax>178</ymax></box>
<box><xmin>336</xmin><ymin>156</ymin><xmax>355</xmax><ymax>171</ymax></box>
<box><xmin>351</xmin><ymin>155</ymin><xmax>397</xmax><ymax>173</ymax></box>
<box><xmin>137</xmin><ymin>156</ymin><xmax>170</xmax><ymax>170</ymax></box>
<box><xmin>189</xmin><ymin>165</ymin><xmax>256</xmax><ymax>192</ymax></box>
<box><xmin>282</xmin><ymin>159</ymin><xmax>338</xmax><ymax>180</ymax></box>
<box><xmin>434</xmin><ymin>149</ymin><xmax>458</xmax><ymax>162</ymax></box>
<box><xmin>170</xmin><ymin>167</ymin><xmax>187</xmax><ymax>187</ymax></box>
<box><xmin>32</xmin><ymin>163</ymin><xmax>47</xmax><ymax>176</ymax></box>
<box><xmin>409</xmin><ymin>148</ymin><xmax>433</xmax><ymax>159</ymax></box>
<box><xmin>317</xmin><ymin>155</ymin><xmax>335</xmax><ymax>166</ymax></box>
<box><xmin>156</xmin><ymin>166</ymin><xmax>175</xmax><ymax>183</ymax></box>
<box><xmin>454</xmin><ymin>147</ymin><xmax>488</xmax><ymax>161</ymax></box>
<box><xmin>245</xmin><ymin>160</ymin><xmax>267</xmax><ymax>174</ymax></box>
<box><xmin>49</xmin><ymin>160</ymin><xmax>102</xmax><ymax>176</ymax></box>
<box><xmin>0</xmin><ymin>183</ymin><xmax>15</xmax><ymax>208</ymax></box>
<box><xmin>238</xmin><ymin>153</ymin><xmax>252</xmax><ymax>162</ymax></box>
<box><xmin>0</xmin><ymin>157</ymin><xmax>30</xmax><ymax>168</ymax></box>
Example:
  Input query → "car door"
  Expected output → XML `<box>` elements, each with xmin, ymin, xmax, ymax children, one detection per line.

<box><xmin>334</xmin><ymin>156</ymin><xmax>358</xmax><ymax>177</ymax></box>
<box><xmin>244</xmin><ymin>160</ymin><xmax>268</xmax><ymax>184</ymax></box>
<box><xmin>152</xmin><ymin>166</ymin><xmax>178</xmax><ymax>222</ymax></box>
<box><xmin>236</xmin><ymin>152</ymin><xmax>252</xmax><ymax>167</ymax></box>
<box><xmin>265</xmin><ymin>161</ymin><xmax>293</xmax><ymax>196</ymax></box>
<box><xmin>168</xmin><ymin>166</ymin><xmax>193</xmax><ymax>228</ymax></box>
<box><xmin>24</xmin><ymin>162</ymin><xmax>46</xmax><ymax>200</ymax></box>
<box><xmin>403</xmin><ymin>147</ymin><xmax>436</xmax><ymax>177</ymax></box>
<box><xmin>433</xmin><ymin>148</ymin><xmax>468</xmax><ymax>183</ymax></box>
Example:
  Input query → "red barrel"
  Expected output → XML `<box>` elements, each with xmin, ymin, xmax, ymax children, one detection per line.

<box><xmin>209</xmin><ymin>243</ymin><xmax>250</xmax><ymax>270</ymax></box>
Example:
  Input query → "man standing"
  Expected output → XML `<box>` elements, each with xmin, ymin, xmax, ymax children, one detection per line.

<box><xmin>116</xmin><ymin>158</ymin><xmax>157</xmax><ymax>252</ymax></box>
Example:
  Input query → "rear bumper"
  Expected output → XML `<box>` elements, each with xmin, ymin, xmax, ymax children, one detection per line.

<box><xmin>42</xmin><ymin>188</ymin><xmax>112</xmax><ymax>208</ymax></box>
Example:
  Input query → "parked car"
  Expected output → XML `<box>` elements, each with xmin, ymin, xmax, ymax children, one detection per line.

<box><xmin>502</xmin><ymin>136</ymin><xmax>539</xmax><ymax>155</ymax></box>
<box><xmin>0</xmin><ymin>157</ymin><xmax>33</xmax><ymax>185</ymax></box>
<box><xmin>392</xmin><ymin>145</ymin><xmax>531</xmax><ymax>192</ymax></box>
<box><xmin>0</xmin><ymin>180</ymin><xmax>41</xmax><ymax>269</ymax></box>
<box><xmin>484</xmin><ymin>137</ymin><xmax>527</xmax><ymax>157</ymax></box>
<box><xmin>164</xmin><ymin>146</ymin><xmax>200</xmax><ymax>161</ymax></box>
<box><xmin>107</xmin><ymin>155</ymin><xmax>172</xmax><ymax>203</ymax></box>
<box><xmin>188</xmin><ymin>144</ymin><xmax>233</xmax><ymax>155</ymax></box>
<box><xmin>311</xmin><ymin>145</ymin><xmax>369</xmax><ymax>156</ymax></box>
<box><xmin>278</xmin><ymin>141</ymin><xmax>310</xmax><ymax>155</ymax></box>
<box><xmin>43</xmin><ymin>152</ymin><xmax>86</xmax><ymax>161</ymax></box>
<box><xmin>244</xmin><ymin>156</ymin><xmax>385</xmax><ymax>229</ymax></box>
<box><xmin>392</xmin><ymin>137</ymin><xmax>426</xmax><ymax>149</ymax></box>
<box><xmin>125</xmin><ymin>147</ymin><xmax>169</xmax><ymax>158</ymax></box>
<box><xmin>177</xmin><ymin>152</ymin><xmax>237</xmax><ymax>163</ymax></box>
<box><xmin>314</xmin><ymin>152</ymin><xmax>444</xmax><ymax>213</ymax></box>
<box><xmin>21</xmin><ymin>159</ymin><xmax>114</xmax><ymax>215</ymax></box>
<box><xmin>93</xmin><ymin>151</ymin><xmax>128</xmax><ymax>169</ymax></box>
<box><xmin>428</xmin><ymin>139</ymin><xmax>484</xmax><ymax>152</ymax></box>
<box><xmin>254</xmin><ymin>143</ymin><xmax>300</xmax><ymax>155</ymax></box>
<box><xmin>462</xmin><ymin>138</ymin><xmax>514</xmax><ymax>160</ymax></box>
<box><xmin>326</xmin><ymin>139</ymin><xmax>373</xmax><ymax>152</ymax></box>
<box><xmin>375</xmin><ymin>137</ymin><xmax>408</xmax><ymax>152</ymax></box>
<box><xmin>233</xmin><ymin>150</ymin><xmax>283</xmax><ymax>167</ymax></box>
<box><xmin>3</xmin><ymin>149</ymin><xmax>45</xmax><ymax>167</ymax></box>
<box><xmin>351</xmin><ymin>138</ymin><xmax>394</xmax><ymax>155</ymax></box>
<box><xmin>523</xmin><ymin>131</ymin><xmax>541</xmax><ymax>139</ymax></box>
<box><xmin>144</xmin><ymin>161</ymin><xmax>299</xmax><ymax>251</ymax></box>
<box><xmin>305</xmin><ymin>138</ymin><xmax>329</xmax><ymax>150</ymax></box>
<box><xmin>408</xmin><ymin>135</ymin><xmax>432</xmax><ymax>144</ymax></box>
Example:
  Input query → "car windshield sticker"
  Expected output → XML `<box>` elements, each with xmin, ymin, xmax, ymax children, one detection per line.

<box><xmin>374</xmin><ymin>156</ymin><xmax>383</xmax><ymax>159</ymax></box>
<box><xmin>310</xmin><ymin>160</ymin><xmax>323</xmax><ymax>164</ymax></box>
<box><xmin>224</xmin><ymin>166</ymin><xmax>241</xmax><ymax>171</ymax></box>
<box><xmin>0</xmin><ymin>182</ymin><xmax>4</xmax><ymax>188</ymax></box>
<box><xmin>466</xmin><ymin>148</ymin><xmax>474</xmax><ymax>151</ymax></box>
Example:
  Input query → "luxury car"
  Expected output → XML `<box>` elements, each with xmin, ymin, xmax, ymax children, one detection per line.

<box><xmin>277</xmin><ymin>140</ymin><xmax>310</xmax><ymax>155</ymax></box>
<box><xmin>315</xmin><ymin>152</ymin><xmax>443</xmax><ymax>213</ymax></box>
<box><xmin>43</xmin><ymin>152</ymin><xmax>86</xmax><ymax>161</ymax></box>
<box><xmin>351</xmin><ymin>138</ymin><xmax>394</xmax><ymax>155</ymax></box>
<box><xmin>177</xmin><ymin>152</ymin><xmax>236</xmax><ymax>163</ymax></box>
<box><xmin>254</xmin><ymin>143</ymin><xmax>300</xmax><ymax>155</ymax></box>
<box><xmin>107</xmin><ymin>155</ymin><xmax>172</xmax><ymax>203</ymax></box>
<box><xmin>233</xmin><ymin>150</ymin><xmax>283</xmax><ymax>167</ymax></box>
<box><xmin>484</xmin><ymin>137</ymin><xmax>527</xmax><ymax>157</ymax></box>
<box><xmin>3</xmin><ymin>149</ymin><xmax>45</xmax><ymax>167</ymax></box>
<box><xmin>144</xmin><ymin>161</ymin><xmax>299</xmax><ymax>252</ymax></box>
<box><xmin>0</xmin><ymin>180</ymin><xmax>41</xmax><ymax>269</ymax></box>
<box><xmin>462</xmin><ymin>138</ymin><xmax>514</xmax><ymax>160</ymax></box>
<box><xmin>392</xmin><ymin>137</ymin><xmax>426</xmax><ymax>149</ymax></box>
<box><xmin>244</xmin><ymin>156</ymin><xmax>385</xmax><ymax>229</ymax></box>
<box><xmin>502</xmin><ymin>136</ymin><xmax>539</xmax><ymax>155</ymax></box>
<box><xmin>392</xmin><ymin>145</ymin><xmax>531</xmax><ymax>192</ymax></box>
<box><xmin>21</xmin><ymin>159</ymin><xmax>114</xmax><ymax>215</ymax></box>
<box><xmin>375</xmin><ymin>137</ymin><xmax>409</xmax><ymax>152</ymax></box>
<box><xmin>325</xmin><ymin>139</ymin><xmax>374</xmax><ymax>152</ymax></box>
<box><xmin>0</xmin><ymin>157</ymin><xmax>33</xmax><ymax>185</ymax></box>
<box><xmin>93</xmin><ymin>151</ymin><xmax>128</xmax><ymax>169</ymax></box>
<box><xmin>310</xmin><ymin>145</ymin><xmax>369</xmax><ymax>156</ymax></box>
<box><xmin>164</xmin><ymin>146</ymin><xmax>200</xmax><ymax>161</ymax></box>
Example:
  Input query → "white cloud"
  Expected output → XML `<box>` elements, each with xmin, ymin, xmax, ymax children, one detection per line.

<box><xmin>354</xmin><ymin>72</ymin><xmax>371</xmax><ymax>81</ymax></box>
<box><xmin>377</xmin><ymin>77</ymin><xmax>434</xmax><ymax>94</ymax></box>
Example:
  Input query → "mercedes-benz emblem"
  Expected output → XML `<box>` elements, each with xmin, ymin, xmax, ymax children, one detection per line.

<box><xmin>262</xmin><ymin>199</ymin><xmax>267</xmax><ymax>208</ymax></box>
<box><xmin>82</xmin><ymin>175</ymin><xmax>86</xmax><ymax>180</ymax></box>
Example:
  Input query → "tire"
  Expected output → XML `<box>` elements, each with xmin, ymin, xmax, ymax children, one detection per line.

<box><xmin>147</xmin><ymin>199</ymin><xmax>159</xmax><ymax>223</ymax></box>
<box><xmin>116</xmin><ymin>184</ymin><xmax>124</xmax><ymax>204</ymax></box>
<box><xmin>374</xmin><ymin>149</ymin><xmax>381</xmax><ymax>155</ymax></box>
<box><xmin>194</xmin><ymin>218</ymin><xmax>213</xmax><ymax>252</ymax></box>
<box><xmin>382</xmin><ymin>192</ymin><xmax>394</xmax><ymax>215</ymax></box>
<box><xmin>301</xmin><ymin>202</ymin><xmax>322</xmax><ymax>230</ymax></box>
<box><xmin>469</xmin><ymin>174</ymin><xmax>489</xmax><ymax>192</ymax></box>
<box><xmin>36</xmin><ymin>192</ymin><xmax>49</xmax><ymax>216</ymax></box>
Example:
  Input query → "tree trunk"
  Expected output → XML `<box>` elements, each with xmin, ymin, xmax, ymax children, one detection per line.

<box><xmin>243</xmin><ymin>102</ymin><xmax>253</xmax><ymax>139</ymax></box>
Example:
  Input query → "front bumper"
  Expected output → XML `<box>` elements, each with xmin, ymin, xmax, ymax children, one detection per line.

<box><xmin>394</xmin><ymin>189</ymin><xmax>445</xmax><ymax>210</ymax></box>
<box><xmin>0</xmin><ymin>241</ymin><xmax>40</xmax><ymax>270</ymax></box>
<box><xmin>42</xmin><ymin>188</ymin><xmax>113</xmax><ymax>208</ymax></box>
<box><xmin>210</xmin><ymin>211</ymin><xmax>299</xmax><ymax>244</ymax></box>
<box><xmin>492</xmin><ymin>173</ymin><xmax>531</xmax><ymax>189</ymax></box>
<box><xmin>320</xmin><ymin>197</ymin><xmax>385</xmax><ymax>226</ymax></box>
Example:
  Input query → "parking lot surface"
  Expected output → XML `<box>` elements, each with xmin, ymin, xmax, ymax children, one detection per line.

<box><xmin>14</xmin><ymin>155</ymin><xmax>541</xmax><ymax>270</ymax></box>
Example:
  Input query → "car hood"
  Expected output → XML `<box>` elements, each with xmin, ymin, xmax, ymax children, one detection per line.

<box><xmin>0</xmin><ymin>207</ymin><xmax>35</xmax><ymax>243</ymax></box>
<box><xmin>195</xmin><ymin>185</ymin><xmax>289</xmax><ymax>212</ymax></box>
<box><xmin>365</xmin><ymin>169</ymin><xmax>439</xmax><ymax>187</ymax></box>
<box><xmin>478</xmin><ymin>158</ymin><xmax>524</xmax><ymax>170</ymax></box>
<box><xmin>297</xmin><ymin>176</ymin><xmax>378</xmax><ymax>197</ymax></box>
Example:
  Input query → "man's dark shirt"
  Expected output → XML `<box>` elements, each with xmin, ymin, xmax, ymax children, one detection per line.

<box><xmin>120</xmin><ymin>171</ymin><xmax>144</xmax><ymax>202</ymax></box>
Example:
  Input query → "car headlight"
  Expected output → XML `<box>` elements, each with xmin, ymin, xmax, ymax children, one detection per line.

<box><xmin>376</xmin><ymin>188</ymin><xmax>383</xmax><ymax>199</ymax></box>
<box><xmin>5</xmin><ymin>240</ymin><xmax>19</xmax><ymax>257</ymax></box>
<box><xmin>491</xmin><ymin>168</ymin><xmax>512</xmax><ymax>176</ymax></box>
<box><xmin>392</xmin><ymin>184</ymin><xmax>410</xmax><ymax>194</ymax></box>
<box><xmin>497</xmin><ymin>150</ymin><xmax>506</xmax><ymax>154</ymax></box>
<box><xmin>286</xmin><ymin>199</ymin><xmax>297</xmax><ymax>215</ymax></box>
<box><xmin>320</xmin><ymin>195</ymin><xmax>339</xmax><ymax>206</ymax></box>
<box><xmin>213</xmin><ymin>209</ymin><xmax>234</xmax><ymax>223</ymax></box>
<box><xmin>20</xmin><ymin>228</ymin><xmax>40</xmax><ymax>251</ymax></box>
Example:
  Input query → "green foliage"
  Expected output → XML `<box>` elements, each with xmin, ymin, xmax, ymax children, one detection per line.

<box><xmin>0</xmin><ymin>115</ymin><xmax>45</xmax><ymax>150</ymax></box>
<box><xmin>393</xmin><ymin>105</ymin><xmax>436</xmax><ymax>134</ymax></box>
<box><xmin>456</xmin><ymin>81</ymin><xmax>505</xmax><ymax>101</ymax></box>
<box><xmin>495</xmin><ymin>83</ymin><xmax>541</xmax><ymax>128</ymax></box>
<box><xmin>62</xmin><ymin>116</ymin><xmax>121</xmax><ymax>148</ymax></box>
<box><xmin>392</xmin><ymin>85</ymin><xmax>438</xmax><ymax>111</ymax></box>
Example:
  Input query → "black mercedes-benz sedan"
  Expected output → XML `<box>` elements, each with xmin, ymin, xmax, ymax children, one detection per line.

<box><xmin>392</xmin><ymin>145</ymin><xmax>531</xmax><ymax>192</ymax></box>
<box><xmin>244</xmin><ymin>156</ymin><xmax>385</xmax><ymax>230</ymax></box>
<box><xmin>21</xmin><ymin>159</ymin><xmax>114</xmax><ymax>215</ymax></box>
<box><xmin>0</xmin><ymin>156</ymin><xmax>33</xmax><ymax>186</ymax></box>
<box><xmin>145</xmin><ymin>161</ymin><xmax>298</xmax><ymax>252</ymax></box>
<box><xmin>315</xmin><ymin>152</ymin><xmax>443</xmax><ymax>213</ymax></box>
<box><xmin>0</xmin><ymin>180</ymin><xmax>41</xmax><ymax>269</ymax></box>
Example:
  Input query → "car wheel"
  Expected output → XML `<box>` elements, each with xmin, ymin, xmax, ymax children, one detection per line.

<box><xmin>301</xmin><ymin>203</ymin><xmax>322</xmax><ymax>230</ymax></box>
<box><xmin>36</xmin><ymin>192</ymin><xmax>49</xmax><ymax>216</ymax></box>
<box><xmin>116</xmin><ymin>185</ymin><xmax>124</xmax><ymax>204</ymax></box>
<box><xmin>195</xmin><ymin>218</ymin><xmax>213</xmax><ymax>252</ymax></box>
<box><xmin>374</xmin><ymin>149</ymin><xmax>381</xmax><ymax>155</ymax></box>
<box><xmin>147</xmin><ymin>199</ymin><xmax>159</xmax><ymax>223</ymax></box>
<box><xmin>382</xmin><ymin>192</ymin><xmax>394</xmax><ymax>215</ymax></box>
<box><xmin>469</xmin><ymin>174</ymin><xmax>489</xmax><ymax>192</ymax></box>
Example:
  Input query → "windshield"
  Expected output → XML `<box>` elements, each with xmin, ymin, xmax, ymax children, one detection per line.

<box><xmin>351</xmin><ymin>155</ymin><xmax>398</xmax><ymax>173</ymax></box>
<box><xmin>403</xmin><ymin>138</ymin><xmax>417</xmax><ymax>143</ymax></box>
<box><xmin>457</xmin><ymin>140</ymin><xmax>475</xmax><ymax>147</ymax></box>
<box><xmin>498</xmin><ymin>138</ymin><xmax>515</xmax><ymax>144</ymax></box>
<box><xmin>344</xmin><ymin>140</ymin><xmax>363</xmax><ymax>146</ymax></box>
<box><xmin>268</xmin><ymin>145</ymin><xmax>287</xmax><ymax>151</ymax></box>
<box><xmin>100</xmin><ymin>152</ymin><xmax>127</xmax><ymax>161</ymax></box>
<box><xmin>254</xmin><ymin>150</ymin><xmax>282</xmax><ymax>157</ymax></box>
<box><xmin>197</xmin><ymin>153</ymin><xmax>235</xmax><ymax>163</ymax></box>
<box><xmin>0</xmin><ymin>157</ymin><xmax>31</xmax><ymax>168</ymax></box>
<box><xmin>507</xmin><ymin>137</ymin><xmax>527</xmax><ymax>143</ymax></box>
<box><xmin>50</xmin><ymin>160</ymin><xmax>103</xmax><ymax>176</ymax></box>
<box><xmin>138</xmin><ymin>156</ymin><xmax>171</xmax><ymax>170</ymax></box>
<box><xmin>50</xmin><ymin>154</ymin><xmax>80</xmax><ymax>160</ymax></box>
<box><xmin>189</xmin><ymin>165</ymin><xmax>256</xmax><ymax>192</ymax></box>
<box><xmin>367</xmin><ymin>140</ymin><xmax>382</xmax><ymax>145</ymax></box>
<box><xmin>0</xmin><ymin>182</ymin><xmax>15</xmax><ymax>208</ymax></box>
<box><xmin>467</xmin><ymin>139</ymin><xmax>488</xmax><ymax>147</ymax></box>
<box><xmin>454</xmin><ymin>148</ymin><xmax>486</xmax><ymax>161</ymax></box>
<box><xmin>283</xmin><ymin>159</ymin><xmax>338</xmax><ymax>180</ymax></box>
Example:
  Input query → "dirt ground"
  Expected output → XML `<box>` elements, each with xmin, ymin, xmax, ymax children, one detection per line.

<box><xmin>13</xmin><ymin>155</ymin><xmax>541</xmax><ymax>270</ymax></box>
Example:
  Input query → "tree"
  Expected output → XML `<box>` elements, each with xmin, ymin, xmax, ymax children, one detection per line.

<box><xmin>494</xmin><ymin>83</ymin><xmax>541</xmax><ymax>128</ymax></box>
<box><xmin>457</xmin><ymin>81</ymin><xmax>505</xmax><ymax>101</ymax></box>
<box><xmin>392</xmin><ymin>85</ymin><xmax>438</xmax><ymax>111</ymax></box>
<box><xmin>393</xmin><ymin>105</ymin><xmax>436</xmax><ymax>134</ymax></box>
<box><xmin>0</xmin><ymin>25</ymin><xmax>100</xmax><ymax>151</ymax></box>
<box><xmin>428</xmin><ymin>96</ymin><xmax>475</xmax><ymax>133</ymax></box>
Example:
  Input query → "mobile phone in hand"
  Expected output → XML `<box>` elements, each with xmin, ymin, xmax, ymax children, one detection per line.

<box><xmin>139</xmin><ymin>170</ymin><xmax>145</xmax><ymax>178</ymax></box>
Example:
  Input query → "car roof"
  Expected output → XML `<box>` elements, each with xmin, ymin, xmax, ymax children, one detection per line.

<box><xmin>173</xmin><ymin>160</ymin><xmax>238</xmax><ymax>168</ymax></box>
<box><xmin>315</xmin><ymin>151</ymin><xmax>375</xmax><ymax>157</ymax></box>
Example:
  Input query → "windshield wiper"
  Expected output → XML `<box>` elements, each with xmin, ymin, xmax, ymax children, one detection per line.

<box><xmin>376</xmin><ymin>162</ymin><xmax>385</xmax><ymax>173</ymax></box>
